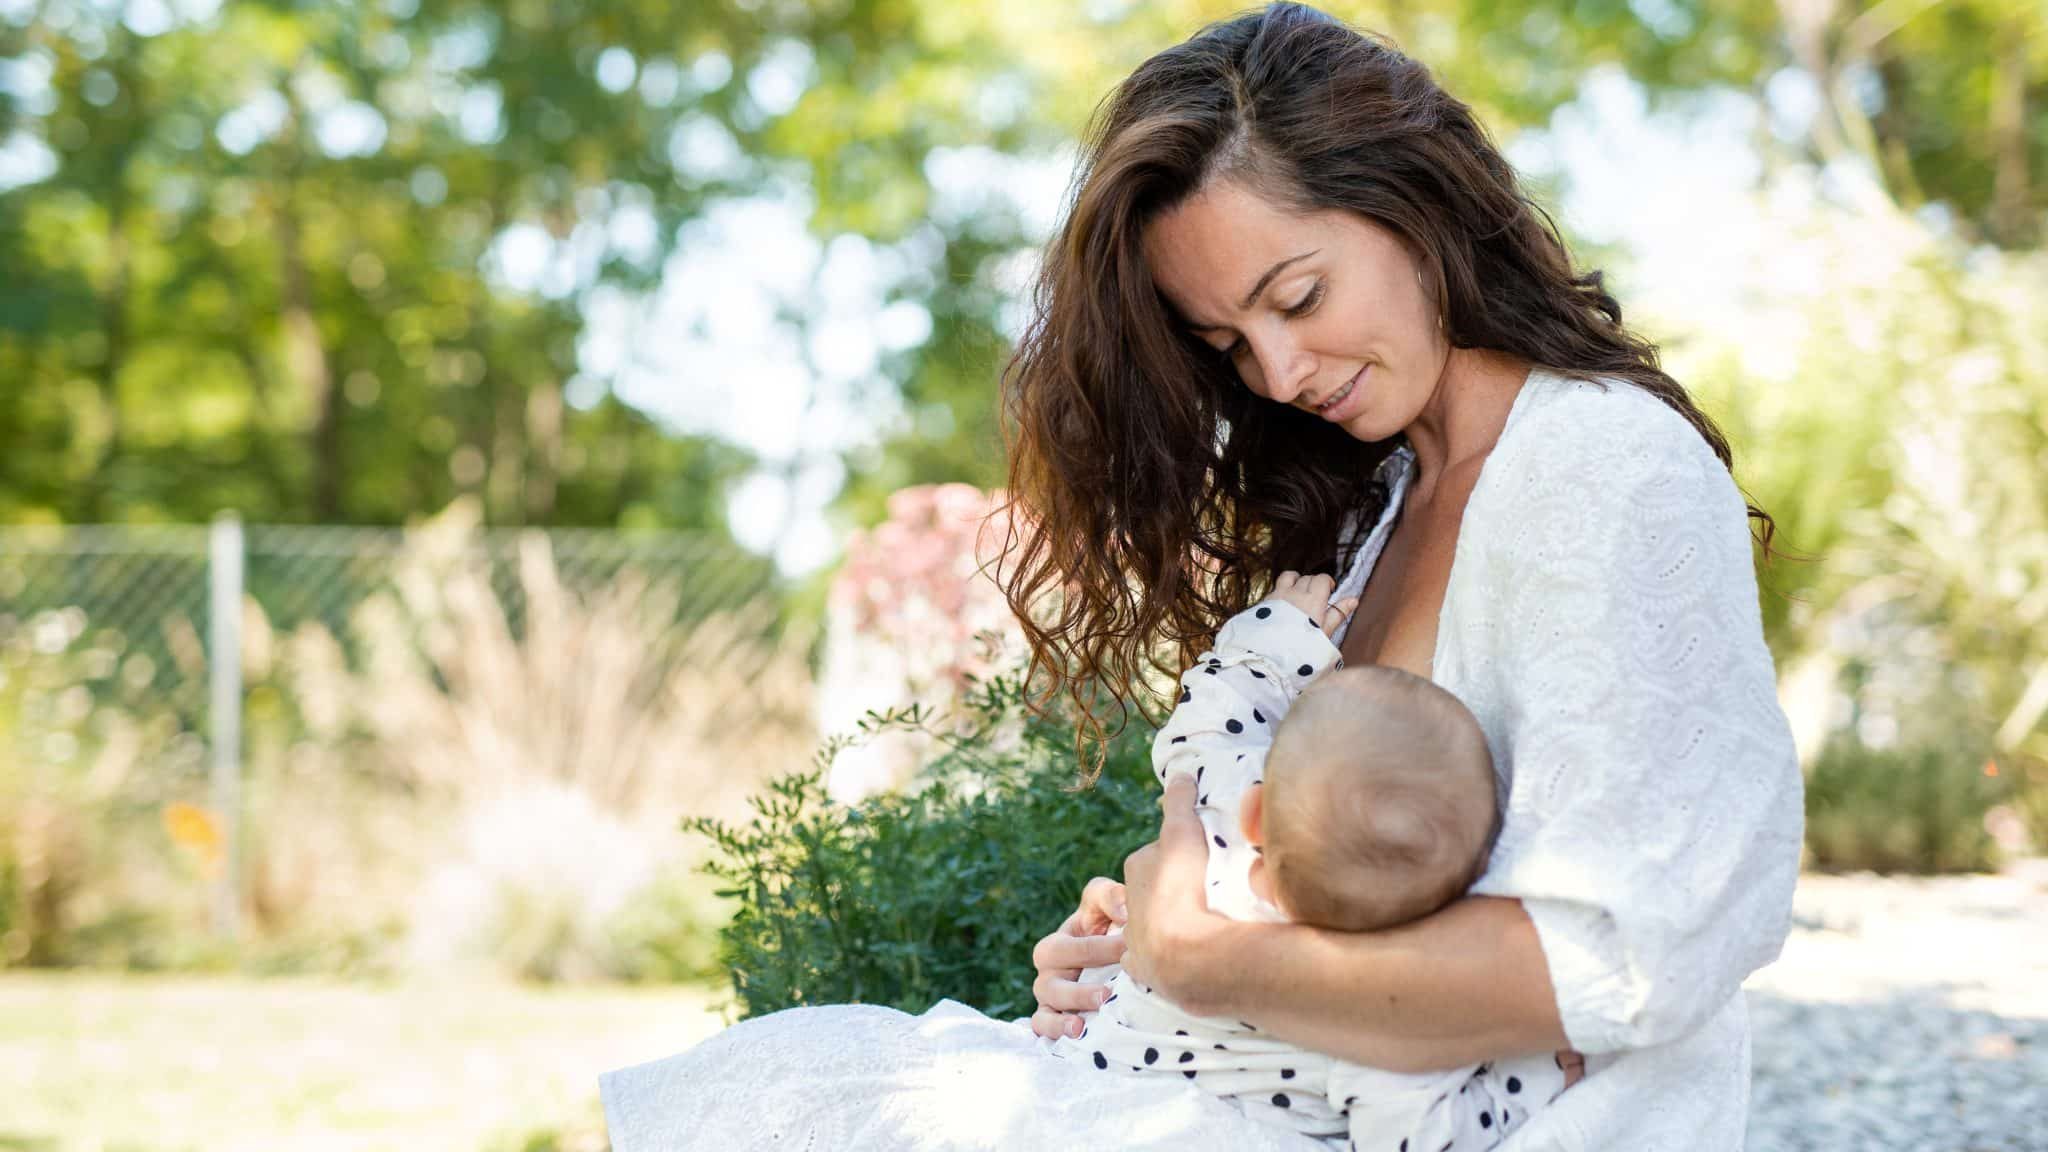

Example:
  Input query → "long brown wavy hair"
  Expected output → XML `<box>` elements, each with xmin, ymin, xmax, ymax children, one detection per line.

<box><xmin>996</xmin><ymin>2</ymin><xmax>1774</xmax><ymax>781</ymax></box>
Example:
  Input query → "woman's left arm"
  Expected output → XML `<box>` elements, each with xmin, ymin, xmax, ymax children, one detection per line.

<box><xmin>1123</xmin><ymin>778</ymin><xmax>1566</xmax><ymax>1074</ymax></box>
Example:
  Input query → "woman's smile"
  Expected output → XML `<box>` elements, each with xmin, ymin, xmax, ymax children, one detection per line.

<box><xmin>1313</xmin><ymin>365</ymin><xmax>1366</xmax><ymax>420</ymax></box>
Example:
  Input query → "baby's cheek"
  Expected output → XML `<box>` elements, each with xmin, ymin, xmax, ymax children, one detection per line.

<box><xmin>1237</xmin><ymin>785</ymin><xmax>1264</xmax><ymax>843</ymax></box>
<box><xmin>1245</xmin><ymin>857</ymin><xmax>1273</xmax><ymax>904</ymax></box>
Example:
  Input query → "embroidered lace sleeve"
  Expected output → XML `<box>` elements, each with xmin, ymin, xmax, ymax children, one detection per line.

<box><xmin>1466</xmin><ymin>390</ymin><xmax>1804</xmax><ymax>1055</ymax></box>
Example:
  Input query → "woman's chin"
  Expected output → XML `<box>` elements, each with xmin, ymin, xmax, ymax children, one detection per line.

<box><xmin>1335</xmin><ymin>409</ymin><xmax>1394</xmax><ymax>443</ymax></box>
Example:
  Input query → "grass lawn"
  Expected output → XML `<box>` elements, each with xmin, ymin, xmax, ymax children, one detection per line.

<box><xmin>0</xmin><ymin>972</ymin><xmax>730</xmax><ymax>1152</ymax></box>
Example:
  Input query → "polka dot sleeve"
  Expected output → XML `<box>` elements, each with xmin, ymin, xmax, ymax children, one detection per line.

<box><xmin>1150</xmin><ymin>599</ymin><xmax>1344</xmax><ymax>792</ymax></box>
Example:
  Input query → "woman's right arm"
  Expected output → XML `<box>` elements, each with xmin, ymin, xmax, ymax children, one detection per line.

<box><xmin>1027</xmin><ymin>876</ymin><xmax>1127</xmax><ymax>1040</ymax></box>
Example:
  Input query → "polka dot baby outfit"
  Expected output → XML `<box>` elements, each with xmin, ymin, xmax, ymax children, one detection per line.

<box><xmin>1042</xmin><ymin>597</ymin><xmax>1564</xmax><ymax>1150</ymax></box>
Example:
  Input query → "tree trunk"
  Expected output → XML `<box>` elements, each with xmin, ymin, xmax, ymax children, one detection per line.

<box><xmin>525</xmin><ymin>378</ymin><xmax>563</xmax><ymax>522</ymax></box>
<box><xmin>1872</xmin><ymin>53</ymin><xmax>1924</xmax><ymax>211</ymax></box>
<box><xmin>1988</xmin><ymin>26</ymin><xmax>2032</xmax><ymax>246</ymax></box>
<box><xmin>490</xmin><ymin>375</ymin><xmax>526</xmax><ymax>527</ymax></box>
<box><xmin>454</xmin><ymin>176</ymin><xmax>510</xmax><ymax>519</ymax></box>
<box><xmin>82</xmin><ymin>45</ymin><xmax>145</xmax><ymax>522</ymax></box>
<box><xmin>87</xmin><ymin>186</ymin><xmax>131</xmax><ymax>522</ymax></box>
<box><xmin>276</xmin><ymin>94</ymin><xmax>343</xmax><ymax>521</ymax></box>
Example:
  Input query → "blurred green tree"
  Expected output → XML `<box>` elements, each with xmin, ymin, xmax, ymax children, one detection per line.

<box><xmin>0</xmin><ymin>0</ymin><xmax>774</xmax><ymax>530</ymax></box>
<box><xmin>1</xmin><ymin>0</ymin><xmax>2041</xmax><ymax>545</ymax></box>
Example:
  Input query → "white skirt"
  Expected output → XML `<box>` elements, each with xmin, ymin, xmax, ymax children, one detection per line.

<box><xmin>600</xmin><ymin>998</ymin><xmax>1338</xmax><ymax>1151</ymax></box>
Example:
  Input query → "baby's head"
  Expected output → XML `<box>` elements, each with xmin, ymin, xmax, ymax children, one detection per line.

<box><xmin>1240</xmin><ymin>666</ymin><xmax>1498</xmax><ymax>932</ymax></box>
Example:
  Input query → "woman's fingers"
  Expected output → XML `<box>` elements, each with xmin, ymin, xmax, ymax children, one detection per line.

<box><xmin>1032</xmin><ymin>969</ymin><xmax>1115</xmax><ymax>1014</ymax></box>
<box><xmin>1028</xmin><ymin>1006</ymin><xmax>1087</xmax><ymax>1041</ymax></box>
<box><xmin>1031</xmin><ymin>925</ymin><xmax>1126</xmax><ymax>972</ymax></box>
<box><xmin>1157</xmin><ymin>773</ymin><xmax>1200</xmax><ymax>836</ymax></box>
<box><xmin>1078</xmin><ymin>875</ymin><xmax>1128</xmax><ymax>930</ymax></box>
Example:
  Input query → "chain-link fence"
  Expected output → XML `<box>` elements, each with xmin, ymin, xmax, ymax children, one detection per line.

<box><xmin>0</xmin><ymin>515</ymin><xmax>814</xmax><ymax>957</ymax></box>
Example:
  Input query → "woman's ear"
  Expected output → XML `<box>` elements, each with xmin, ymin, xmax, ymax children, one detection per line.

<box><xmin>1239</xmin><ymin>783</ymin><xmax>1265</xmax><ymax>847</ymax></box>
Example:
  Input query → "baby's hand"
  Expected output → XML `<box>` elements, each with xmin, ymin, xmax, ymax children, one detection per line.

<box><xmin>1265</xmin><ymin>571</ymin><xmax>1357</xmax><ymax>639</ymax></box>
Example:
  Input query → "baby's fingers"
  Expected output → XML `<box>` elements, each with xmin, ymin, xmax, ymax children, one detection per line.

<box><xmin>1318</xmin><ymin>596</ymin><xmax>1359</xmax><ymax>638</ymax></box>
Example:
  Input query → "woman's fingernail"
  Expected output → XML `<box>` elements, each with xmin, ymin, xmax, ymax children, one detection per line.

<box><xmin>1067</xmin><ymin>1018</ymin><xmax>1083</xmax><ymax>1036</ymax></box>
<box><xmin>1112</xmin><ymin>903</ymin><xmax>1127</xmax><ymax>920</ymax></box>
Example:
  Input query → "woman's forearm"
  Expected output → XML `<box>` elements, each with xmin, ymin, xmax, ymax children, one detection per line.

<box><xmin>1180</xmin><ymin>895</ymin><xmax>1570</xmax><ymax>1074</ymax></box>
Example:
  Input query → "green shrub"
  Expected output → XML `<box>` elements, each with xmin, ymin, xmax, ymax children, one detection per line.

<box><xmin>0</xmin><ymin>610</ymin><xmax>215</xmax><ymax>968</ymax></box>
<box><xmin>684</xmin><ymin>672</ymin><xmax>1160</xmax><ymax>1021</ymax></box>
<box><xmin>2009</xmin><ymin>753</ymin><xmax>2048</xmax><ymax>855</ymax></box>
<box><xmin>603</xmin><ymin>856</ymin><xmax>737</xmax><ymax>986</ymax></box>
<box><xmin>1804</xmin><ymin>736</ymin><xmax>2010</xmax><ymax>874</ymax></box>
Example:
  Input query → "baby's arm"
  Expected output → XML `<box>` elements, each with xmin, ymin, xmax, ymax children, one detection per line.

<box><xmin>1150</xmin><ymin>572</ymin><xmax>1354</xmax><ymax>791</ymax></box>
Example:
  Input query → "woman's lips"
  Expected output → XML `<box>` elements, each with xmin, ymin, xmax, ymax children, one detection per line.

<box><xmin>1314</xmin><ymin>366</ymin><xmax>1366</xmax><ymax>420</ymax></box>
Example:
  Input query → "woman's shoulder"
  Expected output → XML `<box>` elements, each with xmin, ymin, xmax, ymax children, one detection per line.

<box><xmin>1472</xmin><ymin>368</ymin><xmax>1750</xmax><ymax>557</ymax></box>
<box><xmin>1488</xmin><ymin>369</ymin><xmax>1736</xmax><ymax>504</ymax></box>
<box><xmin>1509</xmin><ymin>369</ymin><xmax>1720</xmax><ymax>468</ymax></box>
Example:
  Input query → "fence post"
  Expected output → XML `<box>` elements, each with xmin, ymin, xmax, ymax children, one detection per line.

<box><xmin>208</xmin><ymin>512</ymin><xmax>244</xmax><ymax>942</ymax></box>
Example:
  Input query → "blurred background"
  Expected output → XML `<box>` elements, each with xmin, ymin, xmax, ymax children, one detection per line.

<box><xmin>0</xmin><ymin>0</ymin><xmax>2043</xmax><ymax>1148</ymax></box>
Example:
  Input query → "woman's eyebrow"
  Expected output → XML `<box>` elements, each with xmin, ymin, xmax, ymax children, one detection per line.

<box><xmin>1185</xmin><ymin>249</ymin><xmax>1321</xmax><ymax>331</ymax></box>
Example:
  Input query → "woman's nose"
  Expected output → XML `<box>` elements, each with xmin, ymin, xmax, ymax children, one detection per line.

<box><xmin>1249</xmin><ymin>335</ymin><xmax>1314</xmax><ymax>405</ymax></box>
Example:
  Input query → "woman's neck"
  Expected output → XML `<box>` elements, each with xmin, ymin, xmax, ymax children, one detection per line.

<box><xmin>1402</xmin><ymin>348</ymin><xmax>1531</xmax><ymax>500</ymax></box>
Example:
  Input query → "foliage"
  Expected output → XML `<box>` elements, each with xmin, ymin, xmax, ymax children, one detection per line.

<box><xmin>1655</xmin><ymin>163</ymin><xmax>2048</xmax><ymax>806</ymax></box>
<box><xmin>1804</xmin><ymin>735</ymin><xmax>2009</xmax><ymax>875</ymax></box>
<box><xmin>8</xmin><ymin>1</ymin><xmax>2039</xmax><ymax>537</ymax></box>
<box><xmin>685</xmin><ymin>671</ymin><xmax>1160</xmax><ymax>1021</ymax></box>
<box><xmin>0</xmin><ymin>608</ymin><xmax>215</xmax><ymax>969</ymax></box>
<box><xmin>2010</xmin><ymin>754</ymin><xmax>2048</xmax><ymax>854</ymax></box>
<box><xmin>1</xmin><ymin>0</ymin><xmax>768</xmax><ymax>530</ymax></box>
<box><xmin>602</xmin><ymin>855</ymin><xmax>736</xmax><ymax>986</ymax></box>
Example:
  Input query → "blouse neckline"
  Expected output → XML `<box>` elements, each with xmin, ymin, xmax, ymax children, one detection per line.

<box><xmin>1328</xmin><ymin>363</ymin><xmax>1553</xmax><ymax>654</ymax></box>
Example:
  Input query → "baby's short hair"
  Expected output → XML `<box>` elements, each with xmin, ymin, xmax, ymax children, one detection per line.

<box><xmin>1261</xmin><ymin>666</ymin><xmax>1499</xmax><ymax>932</ymax></box>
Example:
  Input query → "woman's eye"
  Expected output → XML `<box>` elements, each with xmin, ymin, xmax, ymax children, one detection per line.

<box><xmin>1284</xmin><ymin>280</ymin><xmax>1325</xmax><ymax>317</ymax></box>
<box><xmin>1214</xmin><ymin>280</ymin><xmax>1323</xmax><ymax>359</ymax></box>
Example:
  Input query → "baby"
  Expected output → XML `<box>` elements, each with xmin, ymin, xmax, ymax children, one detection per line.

<box><xmin>1042</xmin><ymin>573</ymin><xmax>1568</xmax><ymax>1151</ymax></box>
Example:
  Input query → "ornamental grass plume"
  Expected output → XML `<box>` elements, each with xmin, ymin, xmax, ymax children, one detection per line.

<box><xmin>266</xmin><ymin>499</ymin><xmax>818</xmax><ymax>980</ymax></box>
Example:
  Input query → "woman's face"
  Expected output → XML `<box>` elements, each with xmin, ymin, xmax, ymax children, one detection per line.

<box><xmin>1142</xmin><ymin>179</ymin><xmax>1446</xmax><ymax>443</ymax></box>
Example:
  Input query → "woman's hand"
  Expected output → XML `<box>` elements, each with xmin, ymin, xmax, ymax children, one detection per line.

<box><xmin>1118</xmin><ymin>774</ymin><xmax>1235</xmax><ymax>1011</ymax></box>
<box><xmin>1026</xmin><ymin>875</ymin><xmax>1128</xmax><ymax>1040</ymax></box>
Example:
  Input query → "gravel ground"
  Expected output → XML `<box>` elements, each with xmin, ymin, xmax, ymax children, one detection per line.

<box><xmin>1743</xmin><ymin>859</ymin><xmax>2048</xmax><ymax>1151</ymax></box>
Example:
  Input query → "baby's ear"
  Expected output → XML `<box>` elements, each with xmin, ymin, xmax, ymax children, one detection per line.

<box><xmin>1239</xmin><ymin>783</ymin><xmax>1265</xmax><ymax>847</ymax></box>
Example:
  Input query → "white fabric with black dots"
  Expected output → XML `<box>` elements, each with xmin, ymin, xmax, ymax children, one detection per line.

<box><xmin>1045</xmin><ymin>598</ymin><xmax>1563</xmax><ymax>1150</ymax></box>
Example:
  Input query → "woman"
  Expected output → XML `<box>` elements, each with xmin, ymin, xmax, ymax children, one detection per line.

<box><xmin>602</xmin><ymin>6</ymin><xmax>1801</xmax><ymax>1149</ymax></box>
